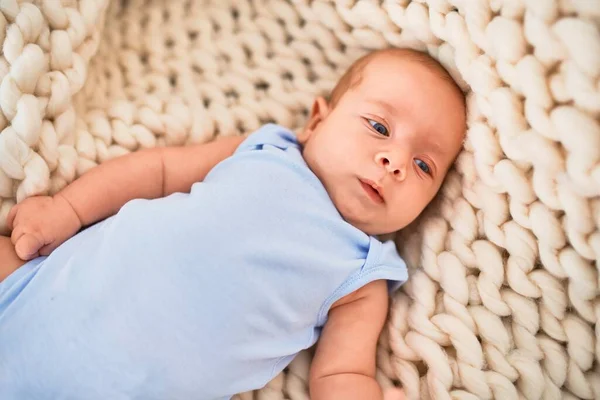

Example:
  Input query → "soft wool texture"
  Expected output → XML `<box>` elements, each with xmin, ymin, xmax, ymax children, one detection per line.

<box><xmin>0</xmin><ymin>1</ymin><xmax>599</xmax><ymax>399</ymax></box>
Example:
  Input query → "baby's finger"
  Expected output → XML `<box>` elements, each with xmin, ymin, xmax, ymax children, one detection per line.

<box><xmin>6</xmin><ymin>204</ymin><xmax>19</xmax><ymax>231</ymax></box>
<box><xmin>10</xmin><ymin>224</ymin><xmax>25</xmax><ymax>246</ymax></box>
<box><xmin>15</xmin><ymin>234</ymin><xmax>43</xmax><ymax>260</ymax></box>
<box><xmin>39</xmin><ymin>241</ymin><xmax>57</xmax><ymax>257</ymax></box>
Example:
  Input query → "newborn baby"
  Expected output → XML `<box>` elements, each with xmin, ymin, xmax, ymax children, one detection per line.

<box><xmin>0</xmin><ymin>48</ymin><xmax>466</xmax><ymax>399</ymax></box>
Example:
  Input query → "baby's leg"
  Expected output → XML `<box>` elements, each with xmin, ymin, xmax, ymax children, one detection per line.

<box><xmin>0</xmin><ymin>236</ymin><xmax>26</xmax><ymax>282</ymax></box>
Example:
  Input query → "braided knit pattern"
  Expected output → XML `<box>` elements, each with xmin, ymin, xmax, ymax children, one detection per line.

<box><xmin>1</xmin><ymin>1</ymin><xmax>599</xmax><ymax>399</ymax></box>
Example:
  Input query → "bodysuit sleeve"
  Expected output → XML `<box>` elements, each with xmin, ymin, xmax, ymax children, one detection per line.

<box><xmin>235</xmin><ymin>123</ymin><xmax>300</xmax><ymax>153</ymax></box>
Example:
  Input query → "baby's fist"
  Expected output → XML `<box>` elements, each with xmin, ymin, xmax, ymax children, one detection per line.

<box><xmin>383</xmin><ymin>387</ymin><xmax>405</xmax><ymax>400</ymax></box>
<box><xmin>7</xmin><ymin>195</ymin><xmax>81</xmax><ymax>260</ymax></box>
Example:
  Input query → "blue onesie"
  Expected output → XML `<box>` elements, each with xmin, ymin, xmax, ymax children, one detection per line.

<box><xmin>0</xmin><ymin>124</ymin><xmax>408</xmax><ymax>399</ymax></box>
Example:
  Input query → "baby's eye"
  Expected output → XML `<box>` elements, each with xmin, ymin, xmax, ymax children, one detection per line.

<box><xmin>368</xmin><ymin>119</ymin><xmax>389</xmax><ymax>137</ymax></box>
<box><xmin>415</xmin><ymin>159</ymin><xmax>430</xmax><ymax>174</ymax></box>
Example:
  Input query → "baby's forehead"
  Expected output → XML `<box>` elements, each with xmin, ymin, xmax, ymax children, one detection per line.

<box><xmin>329</xmin><ymin>50</ymin><xmax>430</xmax><ymax>106</ymax></box>
<box><xmin>351</xmin><ymin>53</ymin><xmax>466</xmax><ymax>142</ymax></box>
<box><xmin>352</xmin><ymin>51</ymin><xmax>465</xmax><ymax>110</ymax></box>
<box><xmin>358</xmin><ymin>52</ymin><xmax>446</xmax><ymax>84</ymax></box>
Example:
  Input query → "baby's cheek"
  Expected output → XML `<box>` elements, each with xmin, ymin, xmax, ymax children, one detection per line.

<box><xmin>389</xmin><ymin>206</ymin><xmax>412</xmax><ymax>229</ymax></box>
<box><xmin>392</xmin><ymin>191</ymin><xmax>425</xmax><ymax>225</ymax></box>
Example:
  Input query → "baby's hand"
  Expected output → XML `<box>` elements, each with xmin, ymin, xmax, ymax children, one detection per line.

<box><xmin>383</xmin><ymin>387</ymin><xmax>405</xmax><ymax>400</ymax></box>
<box><xmin>7</xmin><ymin>195</ymin><xmax>82</xmax><ymax>260</ymax></box>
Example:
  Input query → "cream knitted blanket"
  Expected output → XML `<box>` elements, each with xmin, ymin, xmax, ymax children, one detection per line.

<box><xmin>1</xmin><ymin>0</ymin><xmax>599</xmax><ymax>399</ymax></box>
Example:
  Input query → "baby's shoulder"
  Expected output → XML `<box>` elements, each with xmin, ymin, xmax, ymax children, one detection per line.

<box><xmin>236</xmin><ymin>123</ymin><xmax>299</xmax><ymax>154</ymax></box>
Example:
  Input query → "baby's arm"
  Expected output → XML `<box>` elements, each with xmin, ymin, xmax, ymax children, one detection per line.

<box><xmin>7</xmin><ymin>135</ymin><xmax>246</xmax><ymax>260</ymax></box>
<box><xmin>59</xmin><ymin>135</ymin><xmax>246</xmax><ymax>227</ymax></box>
<box><xmin>309</xmin><ymin>280</ymin><xmax>404</xmax><ymax>400</ymax></box>
<box><xmin>0</xmin><ymin>236</ymin><xmax>26</xmax><ymax>281</ymax></box>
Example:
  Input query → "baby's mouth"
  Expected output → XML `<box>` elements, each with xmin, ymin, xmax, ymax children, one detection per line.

<box><xmin>359</xmin><ymin>179</ymin><xmax>384</xmax><ymax>204</ymax></box>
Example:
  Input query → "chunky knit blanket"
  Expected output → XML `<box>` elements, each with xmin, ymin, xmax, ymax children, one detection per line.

<box><xmin>1</xmin><ymin>0</ymin><xmax>599</xmax><ymax>399</ymax></box>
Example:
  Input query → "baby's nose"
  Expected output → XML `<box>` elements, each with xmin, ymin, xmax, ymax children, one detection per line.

<box><xmin>376</xmin><ymin>154</ymin><xmax>406</xmax><ymax>180</ymax></box>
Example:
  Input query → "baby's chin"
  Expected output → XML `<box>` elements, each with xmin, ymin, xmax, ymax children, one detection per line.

<box><xmin>352</xmin><ymin>220</ymin><xmax>402</xmax><ymax>237</ymax></box>
<box><xmin>357</xmin><ymin>221</ymin><xmax>404</xmax><ymax>237</ymax></box>
<box><xmin>332</xmin><ymin>195</ymin><xmax>404</xmax><ymax>236</ymax></box>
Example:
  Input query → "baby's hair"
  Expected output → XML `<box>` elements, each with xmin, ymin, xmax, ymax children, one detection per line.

<box><xmin>328</xmin><ymin>48</ymin><xmax>465</xmax><ymax>109</ymax></box>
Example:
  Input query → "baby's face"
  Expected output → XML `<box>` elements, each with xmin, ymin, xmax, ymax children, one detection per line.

<box><xmin>298</xmin><ymin>54</ymin><xmax>466</xmax><ymax>235</ymax></box>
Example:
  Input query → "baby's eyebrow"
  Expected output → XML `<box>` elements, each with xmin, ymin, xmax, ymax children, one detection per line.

<box><xmin>366</xmin><ymin>98</ymin><xmax>398</xmax><ymax>117</ymax></box>
<box><xmin>430</xmin><ymin>142</ymin><xmax>450</xmax><ymax>158</ymax></box>
<box><xmin>418</xmin><ymin>134</ymin><xmax>445</xmax><ymax>156</ymax></box>
<box><xmin>428</xmin><ymin>140</ymin><xmax>443</xmax><ymax>153</ymax></box>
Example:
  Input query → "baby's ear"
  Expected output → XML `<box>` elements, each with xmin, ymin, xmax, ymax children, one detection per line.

<box><xmin>298</xmin><ymin>96</ymin><xmax>329</xmax><ymax>144</ymax></box>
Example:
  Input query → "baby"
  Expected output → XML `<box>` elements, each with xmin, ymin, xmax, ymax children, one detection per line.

<box><xmin>0</xmin><ymin>48</ymin><xmax>466</xmax><ymax>399</ymax></box>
